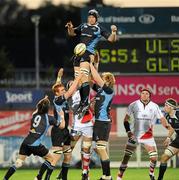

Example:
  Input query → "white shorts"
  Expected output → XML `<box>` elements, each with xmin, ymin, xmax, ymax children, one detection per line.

<box><xmin>136</xmin><ymin>137</ymin><xmax>157</xmax><ymax>147</ymax></box>
<box><xmin>71</xmin><ymin>114</ymin><xmax>93</xmax><ymax>138</ymax></box>
<box><xmin>71</xmin><ymin>125</ymin><xmax>93</xmax><ymax>138</ymax></box>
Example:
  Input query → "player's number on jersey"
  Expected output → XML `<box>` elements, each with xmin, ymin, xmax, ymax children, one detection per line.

<box><xmin>33</xmin><ymin>115</ymin><xmax>41</xmax><ymax>127</ymax></box>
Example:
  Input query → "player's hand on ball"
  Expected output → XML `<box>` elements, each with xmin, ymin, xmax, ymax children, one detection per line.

<box><xmin>111</xmin><ymin>25</ymin><xmax>117</xmax><ymax>33</ymax></box>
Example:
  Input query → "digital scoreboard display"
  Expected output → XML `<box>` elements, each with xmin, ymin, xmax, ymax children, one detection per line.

<box><xmin>97</xmin><ymin>38</ymin><xmax>179</xmax><ymax>73</ymax></box>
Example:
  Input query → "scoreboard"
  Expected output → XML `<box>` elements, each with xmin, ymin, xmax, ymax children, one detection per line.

<box><xmin>97</xmin><ymin>37</ymin><xmax>179</xmax><ymax>73</ymax></box>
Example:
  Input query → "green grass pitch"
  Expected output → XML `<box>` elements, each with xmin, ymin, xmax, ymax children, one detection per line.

<box><xmin>0</xmin><ymin>168</ymin><xmax>178</xmax><ymax>180</ymax></box>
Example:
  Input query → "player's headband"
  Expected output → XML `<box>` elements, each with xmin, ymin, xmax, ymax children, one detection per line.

<box><xmin>165</xmin><ymin>98</ymin><xmax>178</xmax><ymax>109</ymax></box>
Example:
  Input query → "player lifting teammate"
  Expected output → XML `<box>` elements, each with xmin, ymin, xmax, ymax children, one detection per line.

<box><xmin>36</xmin><ymin>69</ymin><xmax>82</xmax><ymax>180</ymax></box>
<box><xmin>90</xmin><ymin>61</ymin><xmax>115</xmax><ymax>180</ymax></box>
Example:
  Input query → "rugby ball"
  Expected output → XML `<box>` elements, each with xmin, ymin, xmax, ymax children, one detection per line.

<box><xmin>74</xmin><ymin>43</ymin><xmax>86</xmax><ymax>56</ymax></box>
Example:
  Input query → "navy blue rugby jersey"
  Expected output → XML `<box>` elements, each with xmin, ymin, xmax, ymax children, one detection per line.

<box><xmin>74</xmin><ymin>23</ymin><xmax>110</xmax><ymax>54</ymax></box>
<box><xmin>166</xmin><ymin>110</ymin><xmax>179</xmax><ymax>135</ymax></box>
<box><xmin>93</xmin><ymin>84</ymin><xmax>114</xmax><ymax>121</ymax></box>
<box><xmin>23</xmin><ymin>113</ymin><xmax>59</xmax><ymax>146</ymax></box>
<box><xmin>53</xmin><ymin>95</ymin><xmax>69</xmax><ymax>128</ymax></box>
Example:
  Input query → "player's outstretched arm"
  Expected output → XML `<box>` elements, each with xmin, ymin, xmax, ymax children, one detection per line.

<box><xmin>160</xmin><ymin>117</ymin><xmax>170</xmax><ymax>129</ymax></box>
<box><xmin>58</xmin><ymin>110</ymin><xmax>65</xmax><ymax>129</ymax></box>
<box><xmin>93</xmin><ymin>51</ymin><xmax>100</xmax><ymax>70</ymax></box>
<box><xmin>65</xmin><ymin>21</ymin><xmax>76</xmax><ymax>36</ymax></box>
<box><xmin>64</xmin><ymin>73</ymin><xmax>82</xmax><ymax>99</ymax></box>
<box><xmin>55</xmin><ymin>68</ymin><xmax>63</xmax><ymax>84</ymax></box>
<box><xmin>90</xmin><ymin>62</ymin><xmax>104</xmax><ymax>87</ymax></box>
<box><xmin>108</xmin><ymin>25</ymin><xmax>118</xmax><ymax>42</ymax></box>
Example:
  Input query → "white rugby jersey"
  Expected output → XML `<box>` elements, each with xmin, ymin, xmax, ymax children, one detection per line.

<box><xmin>127</xmin><ymin>100</ymin><xmax>164</xmax><ymax>139</ymax></box>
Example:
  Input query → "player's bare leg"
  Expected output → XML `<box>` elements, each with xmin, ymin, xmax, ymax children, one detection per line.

<box><xmin>57</xmin><ymin>145</ymin><xmax>72</xmax><ymax>180</ymax></box>
<box><xmin>3</xmin><ymin>154</ymin><xmax>26</xmax><ymax>180</ymax></box>
<box><xmin>40</xmin><ymin>146</ymin><xmax>62</xmax><ymax>180</ymax></box>
<box><xmin>35</xmin><ymin>152</ymin><xmax>54</xmax><ymax>180</ymax></box>
<box><xmin>81</xmin><ymin>136</ymin><xmax>92</xmax><ymax>180</ymax></box>
<box><xmin>144</xmin><ymin>144</ymin><xmax>158</xmax><ymax>180</ymax></box>
<box><xmin>117</xmin><ymin>140</ymin><xmax>137</xmax><ymax>180</ymax></box>
<box><xmin>76</xmin><ymin>61</ymin><xmax>90</xmax><ymax>117</ymax></box>
<box><xmin>158</xmin><ymin>146</ymin><xmax>179</xmax><ymax>180</ymax></box>
<box><xmin>56</xmin><ymin>132</ymin><xmax>80</xmax><ymax>180</ymax></box>
<box><xmin>95</xmin><ymin>140</ymin><xmax>112</xmax><ymax>180</ymax></box>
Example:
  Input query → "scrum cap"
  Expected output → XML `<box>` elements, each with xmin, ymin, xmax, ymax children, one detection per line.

<box><xmin>88</xmin><ymin>9</ymin><xmax>99</xmax><ymax>20</ymax></box>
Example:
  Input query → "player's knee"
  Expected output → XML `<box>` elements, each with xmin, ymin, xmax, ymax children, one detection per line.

<box><xmin>63</xmin><ymin>147</ymin><xmax>72</xmax><ymax>155</ymax></box>
<box><xmin>163</xmin><ymin>147</ymin><xmax>174</xmax><ymax>160</ymax></box>
<box><xmin>96</xmin><ymin>141</ymin><xmax>108</xmax><ymax>159</ymax></box>
<box><xmin>96</xmin><ymin>141</ymin><xmax>107</xmax><ymax>151</ymax></box>
<box><xmin>148</xmin><ymin>151</ymin><xmax>158</xmax><ymax>161</ymax></box>
<box><xmin>14</xmin><ymin>159</ymin><xmax>24</xmax><ymax>168</ymax></box>
<box><xmin>51</xmin><ymin>148</ymin><xmax>63</xmax><ymax>155</ymax></box>
<box><xmin>82</xmin><ymin>141</ymin><xmax>92</xmax><ymax>152</ymax></box>
<box><xmin>80</xmin><ymin>68</ymin><xmax>90</xmax><ymax>77</ymax></box>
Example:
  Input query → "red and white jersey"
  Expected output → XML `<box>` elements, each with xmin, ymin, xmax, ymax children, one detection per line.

<box><xmin>127</xmin><ymin>100</ymin><xmax>164</xmax><ymax>139</ymax></box>
<box><xmin>69</xmin><ymin>90</ymin><xmax>94</xmax><ymax>128</ymax></box>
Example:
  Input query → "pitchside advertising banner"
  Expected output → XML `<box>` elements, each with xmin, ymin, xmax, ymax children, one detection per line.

<box><xmin>113</xmin><ymin>75</ymin><xmax>179</xmax><ymax>105</ymax></box>
<box><xmin>0</xmin><ymin>89</ymin><xmax>44</xmax><ymax>109</ymax></box>
<box><xmin>0</xmin><ymin>111</ymin><xmax>32</xmax><ymax>136</ymax></box>
<box><xmin>81</xmin><ymin>7</ymin><xmax>179</xmax><ymax>33</ymax></box>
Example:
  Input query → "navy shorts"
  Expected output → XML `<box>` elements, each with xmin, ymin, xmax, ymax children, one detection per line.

<box><xmin>19</xmin><ymin>143</ymin><xmax>49</xmax><ymax>157</ymax></box>
<box><xmin>51</xmin><ymin>126</ymin><xmax>71</xmax><ymax>147</ymax></box>
<box><xmin>93</xmin><ymin>120</ymin><xmax>111</xmax><ymax>142</ymax></box>
<box><xmin>170</xmin><ymin>135</ymin><xmax>179</xmax><ymax>149</ymax></box>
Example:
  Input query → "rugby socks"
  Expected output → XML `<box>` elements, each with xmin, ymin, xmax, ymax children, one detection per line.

<box><xmin>101</xmin><ymin>159</ymin><xmax>111</xmax><ymax>177</ymax></box>
<box><xmin>61</xmin><ymin>162</ymin><xmax>70</xmax><ymax>180</ymax></box>
<box><xmin>82</xmin><ymin>152</ymin><xmax>91</xmax><ymax>174</ymax></box>
<box><xmin>37</xmin><ymin>160</ymin><xmax>51</xmax><ymax>179</ymax></box>
<box><xmin>4</xmin><ymin>165</ymin><xmax>16</xmax><ymax>179</ymax></box>
<box><xmin>158</xmin><ymin>163</ymin><xmax>167</xmax><ymax>180</ymax></box>
<box><xmin>118</xmin><ymin>164</ymin><xmax>128</xmax><ymax>178</ymax></box>
<box><xmin>149</xmin><ymin>160</ymin><xmax>157</xmax><ymax>177</ymax></box>
<box><xmin>44</xmin><ymin>163</ymin><xmax>55</xmax><ymax>180</ymax></box>
<box><xmin>80</xmin><ymin>82</ymin><xmax>90</xmax><ymax>108</ymax></box>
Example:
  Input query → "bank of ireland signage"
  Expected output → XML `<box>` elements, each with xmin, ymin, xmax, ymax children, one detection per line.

<box><xmin>81</xmin><ymin>7</ymin><xmax>179</xmax><ymax>33</ymax></box>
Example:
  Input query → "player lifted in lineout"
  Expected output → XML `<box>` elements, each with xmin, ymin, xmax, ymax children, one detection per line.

<box><xmin>36</xmin><ymin>69</ymin><xmax>82</xmax><ymax>180</ymax></box>
<box><xmin>65</xmin><ymin>9</ymin><xmax>118</xmax><ymax>117</ymax></box>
